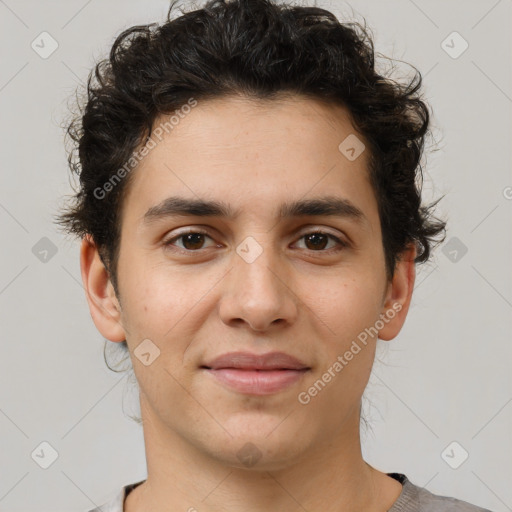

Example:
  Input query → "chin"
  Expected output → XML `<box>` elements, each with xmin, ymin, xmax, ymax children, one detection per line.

<box><xmin>203</xmin><ymin>421</ymin><xmax>311</xmax><ymax>471</ymax></box>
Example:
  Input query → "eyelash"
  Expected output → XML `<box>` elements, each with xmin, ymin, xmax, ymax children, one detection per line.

<box><xmin>162</xmin><ymin>229</ymin><xmax>349</xmax><ymax>255</ymax></box>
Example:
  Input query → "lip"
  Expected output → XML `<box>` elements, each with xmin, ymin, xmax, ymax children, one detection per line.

<box><xmin>203</xmin><ymin>351</ymin><xmax>309</xmax><ymax>371</ymax></box>
<box><xmin>201</xmin><ymin>351</ymin><xmax>310</xmax><ymax>396</ymax></box>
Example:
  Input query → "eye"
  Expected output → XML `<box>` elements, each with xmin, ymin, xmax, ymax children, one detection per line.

<box><xmin>162</xmin><ymin>229</ymin><xmax>349</xmax><ymax>254</ymax></box>
<box><xmin>294</xmin><ymin>231</ymin><xmax>348</xmax><ymax>253</ymax></box>
<box><xmin>163</xmin><ymin>230</ymin><xmax>217</xmax><ymax>252</ymax></box>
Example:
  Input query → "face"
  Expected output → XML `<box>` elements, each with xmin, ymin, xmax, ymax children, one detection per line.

<box><xmin>82</xmin><ymin>95</ymin><xmax>415</xmax><ymax>471</ymax></box>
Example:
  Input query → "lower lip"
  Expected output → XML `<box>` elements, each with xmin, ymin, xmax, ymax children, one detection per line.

<box><xmin>204</xmin><ymin>368</ymin><xmax>309</xmax><ymax>395</ymax></box>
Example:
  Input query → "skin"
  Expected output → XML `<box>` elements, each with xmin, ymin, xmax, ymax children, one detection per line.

<box><xmin>81</xmin><ymin>95</ymin><xmax>416</xmax><ymax>512</ymax></box>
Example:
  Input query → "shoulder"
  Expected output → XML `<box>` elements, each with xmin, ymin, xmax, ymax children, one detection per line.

<box><xmin>388</xmin><ymin>473</ymin><xmax>494</xmax><ymax>512</ymax></box>
<box><xmin>85</xmin><ymin>480</ymin><xmax>145</xmax><ymax>512</ymax></box>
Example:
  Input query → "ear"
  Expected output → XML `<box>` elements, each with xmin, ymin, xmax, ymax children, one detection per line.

<box><xmin>80</xmin><ymin>235</ymin><xmax>126</xmax><ymax>342</ymax></box>
<box><xmin>378</xmin><ymin>243</ymin><xmax>417</xmax><ymax>341</ymax></box>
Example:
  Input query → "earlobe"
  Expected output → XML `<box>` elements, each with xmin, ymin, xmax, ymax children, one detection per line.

<box><xmin>378</xmin><ymin>244</ymin><xmax>417</xmax><ymax>341</ymax></box>
<box><xmin>80</xmin><ymin>235</ymin><xmax>126</xmax><ymax>342</ymax></box>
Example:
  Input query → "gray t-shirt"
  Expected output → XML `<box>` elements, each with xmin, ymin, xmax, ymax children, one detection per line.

<box><xmin>86</xmin><ymin>472</ymin><xmax>493</xmax><ymax>512</ymax></box>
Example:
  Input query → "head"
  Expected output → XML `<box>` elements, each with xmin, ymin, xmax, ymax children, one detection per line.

<box><xmin>56</xmin><ymin>0</ymin><xmax>446</xmax><ymax>469</ymax></box>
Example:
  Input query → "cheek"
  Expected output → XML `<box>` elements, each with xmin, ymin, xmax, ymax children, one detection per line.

<box><xmin>119</xmin><ymin>260</ymin><xmax>218</xmax><ymax>363</ymax></box>
<box><xmin>120</xmin><ymin>255</ymin><xmax>186</xmax><ymax>321</ymax></box>
<box><xmin>306</xmin><ymin>274</ymin><xmax>385</xmax><ymax>345</ymax></box>
<box><xmin>302</xmin><ymin>278</ymin><xmax>382</xmax><ymax>412</ymax></box>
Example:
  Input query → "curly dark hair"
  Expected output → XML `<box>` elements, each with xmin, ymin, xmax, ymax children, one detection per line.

<box><xmin>56</xmin><ymin>0</ymin><xmax>446</xmax><ymax>299</ymax></box>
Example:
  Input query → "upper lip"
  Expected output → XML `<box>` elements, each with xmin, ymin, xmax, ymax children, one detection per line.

<box><xmin>202</xmin><ymin>351</ymin><xmax>310</xmax><ymax>370</ymax></box>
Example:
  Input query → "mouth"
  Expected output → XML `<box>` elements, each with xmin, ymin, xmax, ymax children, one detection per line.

<box><xmin>200</xmin><ymin>351</ymin><xmax>311</xmax><ymax>395</ymax></box>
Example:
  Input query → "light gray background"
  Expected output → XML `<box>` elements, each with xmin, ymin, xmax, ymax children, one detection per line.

<box><xmin>0</xmin><ymin>0</ymin><xmax>510</xmax><ymax>511</ymax></box>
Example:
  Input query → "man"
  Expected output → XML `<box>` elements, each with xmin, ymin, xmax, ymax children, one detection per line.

<box><xmin>57</xmin><ymin>0</ymin><xmax>492</xmax><ymax>510</ymax></box>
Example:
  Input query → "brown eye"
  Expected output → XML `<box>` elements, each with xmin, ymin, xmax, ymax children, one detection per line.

<box><xmin>164</xmin><ymin>230</ymin><xmax>215</xmax><ymax>252</ymax></box>
<box><xmin>295</xmin><ymin>231</ymin><xmax>348</xmax><ymax>253</ymax></box>
<box><xmin>178</xmin><ymin>233</ymin><xmax>208</xmax><ymax>250</ymax></box>
<box><xmin>304</xmin><ymin>233</ymin><xmax>329</xmax><ymax>250</ymax></box>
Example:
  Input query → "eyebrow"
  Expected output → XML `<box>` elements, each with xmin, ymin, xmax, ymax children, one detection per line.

<box><xmin>142</xmin><ymin>195</ymin><xmax>368</xmax><ymax>225</ymax></box>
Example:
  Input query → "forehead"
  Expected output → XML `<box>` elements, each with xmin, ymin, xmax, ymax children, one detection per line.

<box><xmin>154</xmin><ymin>94</ymin><xmax>362</xmax><ymax>153</ymax></box>
<box><xmin>122</xmin><ymin>94</ymin><xmax>377</xmax><ymax>228</ymax></box>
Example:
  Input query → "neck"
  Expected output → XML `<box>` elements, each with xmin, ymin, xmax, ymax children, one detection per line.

<box><xmin>125</xmin><ymin>394</ymin><xmax>397</xmax><ymax>512</ymax></box>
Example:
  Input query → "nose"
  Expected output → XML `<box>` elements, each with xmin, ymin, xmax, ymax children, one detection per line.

<box><xmin>218</xmin><ymin>241</ymin><xmax>299</xmax><ymax>332</ymax></box>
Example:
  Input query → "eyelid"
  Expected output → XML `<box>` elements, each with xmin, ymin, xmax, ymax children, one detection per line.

<box><xmin>162</xmin><ymin>228</ymin><xmax>215</xmax><ymax>246</ymax></box>
<box><xmin>293</xmin><ymin>224</ymin><xmax>350</xmax><ymax>245</ymax></box>
<box><xmin>292</xmin><ymin>230</ymin><xmax>349</xmax><ymax>252</ymax></box>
